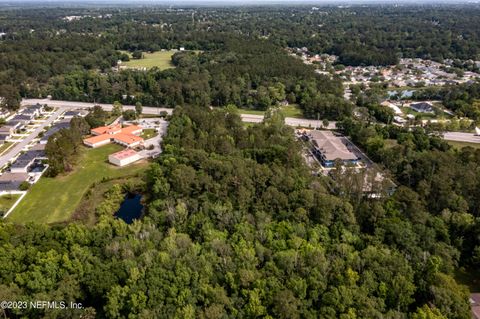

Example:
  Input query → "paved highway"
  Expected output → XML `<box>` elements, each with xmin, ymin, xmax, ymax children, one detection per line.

<box><xmin>24</xmin><ymin>99</ymin><xmax>480</xmax><ymax>144</ymax></box>
<box><xmin>21</xmin><ymin>99</ymin><xmax>173</xmax><ymax>116</ymax></box>
<box><xmin>22</xmin><ymin>99</ymin><xmax>337</xmax><ymax>129</ymax></box>
<box><xmin>443</xmin><ymin>132</ymin><xmax>480</xmax><ymax>144</ymax></box>
<box><xmin>240</xmin><ymin>114</ymin><xmax>337</xmax><ymax>129</ymax></box>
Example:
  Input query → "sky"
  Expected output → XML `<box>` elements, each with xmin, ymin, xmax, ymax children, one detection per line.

<box><xmin>0</xmin><ymin>0</ymin><xmax>474</xmax><ymax>3</ymax></box>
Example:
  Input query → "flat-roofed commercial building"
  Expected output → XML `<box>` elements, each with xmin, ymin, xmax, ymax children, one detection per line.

<box><xmin>108</xmin><ymin>149</ymin><xmax>141</xmax><ymax>167</ymax></box>
<box><xmin>308</xmin><ymin>130</ymin><xmax>359</xmax><ymax>168</ymax></box>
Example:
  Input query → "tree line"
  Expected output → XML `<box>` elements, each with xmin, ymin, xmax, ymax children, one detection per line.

<box><xmin>0</xmin><ymin>106</ymin><xmax>472</xmax><ymax>318</ymax></box>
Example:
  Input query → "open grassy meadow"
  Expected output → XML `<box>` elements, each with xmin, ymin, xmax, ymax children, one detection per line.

<box><xmin>8</xmin><ymin>144</ymin><xmax>148</xmax><ymax>224</ymax></box>
<box><xmin>123</xmin><ymin>51</ymin><xmax>175</xmax><ymax>70</ymax></box>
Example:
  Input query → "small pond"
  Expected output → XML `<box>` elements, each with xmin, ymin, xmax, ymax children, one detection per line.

<box><xmin>387</xmin><ymin>89</ymin><xmax>415</xmax><ymax>99</ymax></box>
<box><xmin>115</xmin><ymin>193</ymin><xmax>143</xmax><ymax>224</ymax></box>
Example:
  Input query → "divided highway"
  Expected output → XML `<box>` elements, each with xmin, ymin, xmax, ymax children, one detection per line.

<box><xmin>22</xmin><ymin>99</ymin><xmax>337</xmax><ymax>129</ymax></box>
<box><xmin>21</xmin><ymin>99</ymin><xmax>480</xmax><ymax>144</ymax></box>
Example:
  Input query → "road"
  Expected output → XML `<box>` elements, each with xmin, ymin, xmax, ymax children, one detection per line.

<box><xmin>0</xmin><ymin>108</ymin><xmax>64</xmax><ymax>168</ymax></box>
<box><xmin>24</xmin><ymin>99</ymin><xmax>480</xmax><ymax>144</ymax></box>
<box><xmin>22</xmin><ymin>99</ymin><xmax>338</xmax><ymax>129</ymax></box>
<box><xmin>443</xmin><ymin>132</ymin><xmax>480</xmax><ymax>144</ymax></box>
<box><xmin>21</xmin><ymin>99</ymin><xmax>173</xmax><ymax>116</ymax></box>
<box><xmin>240</xmin><ymin>114</ymin><xmax>337</xmax><ymax>129</ymax></box>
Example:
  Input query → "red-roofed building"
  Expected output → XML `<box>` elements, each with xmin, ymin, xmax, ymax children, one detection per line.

<box><xmin>83</xmin><ymin>134</ymin><xmax>112</xmax><ymax>148</ymax></box>
<box><xmin>91</xmin><ymin>124</ymin><xmax>122</xmax><ymax>136</ymax></box>
<box><xmin>83</xmin><ymin>124</ymin><xmax>144</xmax><ymax>148</ymax></box>
<box><xmin>108</xmin><ymin>149</ymin><xmax>141</xmax><ymax>166</ymax></box>
<box><xmin>113</xmin><ymin>133</ymin><xmax>144</xmax><ymax>147</ymax></box>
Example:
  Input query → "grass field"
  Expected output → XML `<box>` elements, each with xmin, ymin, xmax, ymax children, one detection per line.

<box><xmin>0</xmin><ymin>194</ymin><xmax>21</xmax><ymax>215</ymax></box>
<box><xmin>448</xmin><ymin>140</ymin><xmax>480</xmax><ymax>150</ymax></box>
<box><xmin>141</xmin><ymin>128</ymin><xmax>158</xmax><ymax>140</ymax></box>
<box><xmin>281</xmin><ymin>104</ymin><xmax>303</xmax><ymax>118</ymax></box>
<box><xmin>238</xmin><ymin>108</ymin><xmax>265</xmax><ymax>115</ymax></box>
<box><xmin>123</xmin><ymin>51</ymin><xmax>175</xmax><ymax>70</ymax></box>
<box><xmin>8</xmin><ymin>144</ymin><xmax>149</xmax><ymax>224</ymax></box>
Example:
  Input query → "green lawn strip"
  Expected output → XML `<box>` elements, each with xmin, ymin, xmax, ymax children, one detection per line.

<box><xmin>8</xmin><ymin>144</ymin><xmax>148</xmax><ymax>224</ymax></box>
<box><xmin>123</xmin><ymin>51</ymin><xmax>175</xmax><ymax>70</ymax></box>
<box><xmin>0</xmin><ymin>142</ymin><xmax>14</xmax><ymax>155</ymax></box>
<box><xmin>238</xmin><ymin>108</ymin><xmax>265</xmax><ymax>115</ymax></box>
<box><xmin>0</xmin><ymin>194</ymin><xmax>21</xmax><ymax>215</ymax></box>
<box><xmin>280</xmin><ymin>104</ymin><xmax>303</xmax><ymax>118</ymax></box>
<box><xmin>447</xmin><ymin>140</ymin><xmax>480</xmax><ymax>150</ymax></box>
<box><xmin>141</xmin><ymin>129</ymin><xmax>158</xmax><ymax>139</ymax></box>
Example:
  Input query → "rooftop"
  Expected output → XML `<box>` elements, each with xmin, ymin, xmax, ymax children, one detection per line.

<box><xmin>309</xmin><ymin>130</ymin><xmax>357</xmax><ymax>161</ymax></box>
<box><xmin>113</xmin><ymin>133</ymin><xmax>144</xmax><ymax>145</ymax></box>
<box><xmin>84</xmin><ymin>134</ymin><xmax>112</xmax><ymax>145</ymax></box>
<box><xmin>91</xmin><ymin>124</ymin><xmax>122</xmax><ymax>135</ymax></box>
<box><xmin>120</xmin><ymin>125</ymin><xmax>142</xmax><ymax>135</ymax></box>
<box><xmin>110</xmin><ymin>148</ymin><xmax>139</xmax><ymax>160</ymax></box>
<box><xmin>0</xmin><ymin>172</ymin><xmax>29</xmax><ymax>182</ymax></box>
<box><xmin>11</xmin><ymin>149</ymin><xmax>46</xmax><ymax>169</ymax></box>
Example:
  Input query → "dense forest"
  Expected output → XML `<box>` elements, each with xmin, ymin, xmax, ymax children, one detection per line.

<box><xmin>0</xmin><ymin>106</ymin><xmax>475</xmax><ymax>318</ymax></box>
<box><xmin>0</xmin><ymin>4</ymin><xmax>480</xmax><ymax>318</ymax></box>
<box><xmin>1</xmin><ymin>5</ymin><xmax>480</xmax><ymax>116</ymax></box>
<box><xmin>45</xmin><ymin>41</ymin><xmax>350</xmax><ymax>119</ymax></box>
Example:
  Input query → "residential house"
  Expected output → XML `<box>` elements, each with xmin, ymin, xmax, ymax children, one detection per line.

<box><xmin>410</xmin><ymin>102</ymin><xmax>435</xmax><ymax>114</ymax></box>
<box><xmin>10</xmin><ymin>146</ymin><xmax>47</xmax><ymax>173</ymax></box>
<box><xmin>6</xmin><ymin>120</ymin><xmax>23</xmax><ymax>131</ymax></box>
<box><xmin>0</xmin><ymin>172</ymin><xmax>29</xmax><ymax>192</ymax></box>
<box><xmin>22</xmin><ymin>104</ymin><xmax>44</xmax><ymax>117</ymax></box>
<box><xmin>0</xmin><ymin>126</ymin><xmax>14</xmax><ymax>135</ymax></box>
<box><xmin>40</xmin><ymin>120</ymin><xmax>71</xmax><ymax>144</ymax></box>
<box><xmin>63</xmin><ymin>110</ymin><xmax>88</xmax><ymax>119</ymax></box>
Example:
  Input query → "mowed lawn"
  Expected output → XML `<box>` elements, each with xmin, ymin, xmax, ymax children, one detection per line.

<box><xmin>123</xmin><ymin>51</ymin><xmax>175</xmax><ymax>70</ymax></box>
<box><xmin>0</xmin><ymin>194</ymin><xmax>21</xmax><ymax>214</ymax></box>
<box><xmin>8</xmin><ymin>144</ymin><xmax>148</xmax><ymax>224</ymax></box>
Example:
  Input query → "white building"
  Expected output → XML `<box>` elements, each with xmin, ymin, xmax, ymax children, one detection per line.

<box><xmin>108</xmin><ymin>149</ymin><xmax>141</xmax><ymax>167</ymax></box>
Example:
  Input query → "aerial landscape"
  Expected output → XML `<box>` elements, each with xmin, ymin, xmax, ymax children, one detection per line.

<box><xmin>1</xmin><ymin>0</ymin><xmax>480</xmax><ymax>318</ymax></box>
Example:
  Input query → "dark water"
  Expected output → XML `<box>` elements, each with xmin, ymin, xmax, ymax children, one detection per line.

<box><xmin>115</xmin><ymin>194</ymin><xmax>143</xmax><ymax>224</ymax></box>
